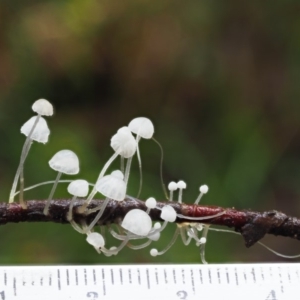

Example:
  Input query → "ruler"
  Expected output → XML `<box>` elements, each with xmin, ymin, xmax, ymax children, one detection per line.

<box><xmin>0</xmin><ymin>263</ymin><xmax>299</xmax><ymax>300</ymax></box>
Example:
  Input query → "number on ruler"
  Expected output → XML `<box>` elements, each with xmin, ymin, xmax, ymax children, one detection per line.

<box><xmin>0</xmin><ymin>291</ymin><xmax>5</xmax><ymax>300</ymax></box>
<box><xmin>266</xmin><ymin>290</ymin><xmax>277</xmax><ymax>300</ymax></box>
<box><xmin>87</xmin><ymin>292</ymin><xmax>98</xmax><ymax>299</ymax></box>
<box><xmin>176</xmin><ymin>291</ymin><xmax>188</xmax><ymax>299</ymax></box>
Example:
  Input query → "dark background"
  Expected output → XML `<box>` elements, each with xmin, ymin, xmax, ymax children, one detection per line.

<box><xmin>0</xmin><ymin>1</ymin><xmax>299</xmax><ymax>264</ymax></box>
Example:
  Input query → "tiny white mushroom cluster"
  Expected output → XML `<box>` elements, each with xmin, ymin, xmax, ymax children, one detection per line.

<box><xmin>9</xmin><ymin>99</ymin><xmax>53</xmax><ymax>207</ymax></box>
<box><xmin>9</xmin><ymin>100</ymin><xmax>226</xmax><ymax>264</ymax></box>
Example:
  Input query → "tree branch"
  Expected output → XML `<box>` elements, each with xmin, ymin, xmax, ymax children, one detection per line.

<box><xmin>1</xmin><ymin>197</ymin><xmax>300</xmax><ymax>248</ymax></box>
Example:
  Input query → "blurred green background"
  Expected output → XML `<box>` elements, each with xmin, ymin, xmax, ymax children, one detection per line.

<box><xmin>0</xmin><ymin>0</ymin><xmax>300</xmax><ymax>265</ymax></box>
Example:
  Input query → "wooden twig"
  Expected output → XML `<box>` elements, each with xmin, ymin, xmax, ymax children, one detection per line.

<box><xmin>1</xmin><ymin>196</ymin><xmax>299</xmax><ymax>248</ymax></box>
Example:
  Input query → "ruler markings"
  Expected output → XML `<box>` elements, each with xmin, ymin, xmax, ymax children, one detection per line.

<box><xmin>57</xmin><ymin>269</ymin><xmax>61</xmax><ymax>290</ymax></box>
<box><xmin>199</xmin><ymin>269</ymin><xmax>203</xmax><ymax>284</ymax></box>
<box><xmin>1</xmin><ymin>264</ymin><xmax>300</xmax><ymax>299</ymax></box>
<box><xmin>75</xmin><ymin>269</ymin><xmax>78</xmax><ymax>286</ymax></box>
<box><xmin>243</xmin><ymin>271</ymin><xmax>247</xmax><ymax>283</ymax></box>
<box><xmin>13</xmin><ymin>277</ymin><xmax>16</xmax><ymax>296</ymax></box>
<box><xmin>119</xmin><ymin>268</ymin><xmax>123</xmax><ymax>285</ymax></box>
<box><xmin>287</xmin><ymin>267</ymin><xmax>291</xmax><ymax>283</ymax></box>
<box><xmin>155</xmin><ymin>268</ymin><xmax>158</xmax><ymax>285</ymax></box>
<box><xmin>234</xmin><ymin>268</ymin><xmax>239</xmax><ymax>286</ymax></box>
<box><xmin>225</xmin><ymin>268</ymin><xmax>229</xmax><ymax>284</ymax></box>
<box><xmin>190</xmin><ymin>269</ymin><xmax>195</xmax><ymax>294</ymax></box>
<box><xmin>137</xmin><ymin>269</ymin><xmax>141</xmax><ymax>285</ymax></box>
<box><xmin>182</xmin><ymin>269</ymin><xmax>185</xmax><ymax>284</ymax></box>
<box><xmin>110</xmin><ymin>269</ymin><xmax>114</xmax><ymax>286</ymax></box>
<box><xmin>146</xmin><ymin>268</ymin><xmax>150</xmax><ymax>289</ymax></box>
<box><xmin>84</xmin><ymin>268</ymin><xmax>87</xmax><ymax>285</ymax></box>
<box><xmin>173</xmin><ymin>269</ymin><xmax>176</xmax><ymax>284</ymax></box>
<box><xmin>251</xmin><ymin>267</ymin><xmax>256</xmax><ymax>283</ymax></box>
<box><xmin>217</xmin><ymin>269</ymin><xmax>221</xmax><ymax>284</ymax></box>
<box><xmin>93</xmin><ymin>269</ymin><xmax>96</xmax><ymax>285</ymax></box>
<box><xmin>128</xmin><ymin>269</ymin><xmax>132</xmax><ymax>284</ymax></box>
<box><xmin>260</xmin><ymin>267</ymin><xmax>264</xmax><ymax>281</ymax></box>
<box><xmin>164</xmin><ymin>268</ymin><xmax>168</xmax><ymax>284</ymax></box>
<box><xmin>66</xmin><ymin>269</ymin><xmax>69</xmax><ymax>286</ymax></box>
<box><xmin>278</xmin><ymin>267</ymin><xmax>284</xmax><ymax>293</ymax></box>
<box><xmin>208</xmin><ymin>268</ymin><xmax>212</xmax><ymax>284</ymax></box>
<box><xmin>102</xmin><ymin>269</ymin><xmax>106</xmax><ymax>296</ymax></box>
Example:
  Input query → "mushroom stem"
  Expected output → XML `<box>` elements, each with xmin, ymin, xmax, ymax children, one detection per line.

<box><xmin>19</xmin><ymin>140</ymin><xmax>34</xmax><ymax>207</ymax></box>
<box><xmin>200</xmin><ymin>225</ymin><xmax>209</xmax><ymax>264</ymax></box>
<box><xmin>67</xmin><ymin>195</ymin><xmax>77</xmax><ymax>221</ymax></box>
<box><xmin>43</xmin><ymin>172</ymin><xmax>62</xmax><ymax>215</ymax></box>
<box><xmin>124</xmin><ymin>135</ymin><xmax>141</xmax><ymax>185</ymax></box>
<box><xmin>136</xmin><ymin>141</ymin><xmax>143</xmax><ymax>198</ymax></box>
<box><xmin>114</xmin><ymin>235</ymin><xmax>130</xmax><ymax>253</ymax></box>
<box><xmin>85</xmin><ymin>197</ymin><xmax>110</xmax><ymax>233</ymax></box>
<box><xmin>151</xmin><ymin>229</ymin><xmax>180</xmax><ymax>256</ymax></box>
<box><xmin>128</xmin><ymin>239</ymin><xmax>152</xmax><ymax>250</ymax></box>
<box><xmin>176</xmin><ymin>210</ymin><xmax>225</xmax><ymax>221</ymax></box>
<box><xmin>120</xmin><ymin>156</ymin><xmax>125</xmax><ymax>173</ymax></box>
<box><xmin>13</xmin><ymin>180</ymin><xmax>83</xmax><ymax>196</ymax></box>
<box><xmin>152</xmin><ymin>137</ymin><xmax>168</xmax><ymax>199</ymax></box>
<box><xmin>97</xmin><ymin>152</ymin><xmax>119</xmax><ymax>181</ymax></box>
<box><xmin>124</xmin><ymin>157</ymin><xmax>132</xmax><ymax>185</ymax></box>
<box><xmin>78</xmin><ymin>152</ymin><xmax>119</xmax><ymax>214</ymax></box>
<box><xmin>19</xmin><ymin>167</ymin><xmax>26</xmax><ymax>209</ymax></box>
<box><xmin>9</xmin><ymin>115</ymin><xmax>41</xmax><ymax>203</ymax></box>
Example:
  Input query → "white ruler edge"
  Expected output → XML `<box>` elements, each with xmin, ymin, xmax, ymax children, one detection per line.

<box><xmin>0</xmin><ymin>263</ymin><xmax>299</xmax><ymax>300</ymax></box>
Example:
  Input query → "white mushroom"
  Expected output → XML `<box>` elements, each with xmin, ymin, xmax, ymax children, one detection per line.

<box><xmin>126</xmin><ymin>117</ymin><xmax>154</xmax><ymax>197</ymax></box>
<box><xmin>79</xmin><ymin>127</ymin><xmax>136</xmax><ymax>213</ymax></box>
<box><xmin>9</xmin><ymin>116</ymin><xmax>51</xmax><ymax>207</ymax></box>
<box><xmin>32</xmin><ymin>99</ymin><xmax>54</xmax><ymax>116</ymax></box>
<box><xmin>86</xmin><ymin>232</ymin><xmax>105</xmax><ymax>254</ymax></box>
<box><xmin>84</xmin><ymin>170</ymin><xmax>126</xmax><ymax>232</ymax></box>
<box><xmin>67</xmin><ymin>179</ymin><xmax>89</xmax><ymax>221</ymax></box>
<box><xmin>145</xmin><ymin>197</ymin><xmax>157</xmax><ymax>213</ymax></box>
<box><xmin>177</xmin><ymin>180</ymin><xmax>187</xmax><ymax>203</ymax></box>
<box><xmin>195</xmin><ymin>184</ymin><xmax>209</xmax><ymax>204</ymax></box>
<box><xmin>149</xmin><ymin>205</ymin><xmax>179</xmax><ymax>257</ymax></box>
<box><xmin>168</xmin><ymin>181</ymin><xmax>178</xmax><ymax>202</ymax></box>
<box><xmin>43</xmin><ymin>150</ymin><xmax>79</xmax><ymax>215</ymax></box>
<box><xmin>122</xmin><ymin>209</ymin><xmax>152</xmax><ymax>236</ymax></box>
<box><xmin>128</xmin><ymin>117</ymin><xmax>154</xmax><ymax>139</ymax></box>
<box><xmin>96</xmin><ymin>208</ymin><xmax>153</xmax><ymax>256</ymax></box>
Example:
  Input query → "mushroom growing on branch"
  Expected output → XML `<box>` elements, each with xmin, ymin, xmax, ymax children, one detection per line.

<box><xmin>9</xmin><ymin>115</ymin><xmax>51</xmax><ymax>207</ymax></box>
<box><xmin>127</xmin><ymin>117</ymin><xmax>154</xmax><ymax>197</ymax></box>
<box><xmin>43</xmin><ymin>150</ymin><xmax>79</xmax><ymax>215</ymax></box>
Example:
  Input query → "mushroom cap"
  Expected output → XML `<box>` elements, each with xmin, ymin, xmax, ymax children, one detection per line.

<box><xmin>145</xmin><ymin>197</ymin><xmax>157</xmax><ymax>209</ymax></box>
<box><xmin>110</xmin><ymin>126</ymin><xmax>137</xmax><ymax>158</ymax></box>
<box><xmin>150</xmin><ymin>248</ymin><xmax>158</xmax><ymax>257</ymax></box>
<box><xmin>199</xmin><ymin>184</ymin><xmax>209</xmax><ymax>194</ymax></box>
<box><xmin>86</xmin><ymin>232</ymin><xmax>105</xmax><ymax>248</ymax></box>
<box><xmin>49</xmin><ymin>150</ymin><xmax>80</xmax><ymax>174</ymax></box>
<box><xmin>177</xmin><ymin>180</ymin><xmax>187</xmax><ymax>189</ymax></box>
<box><xmin>67</xmin><ymin>179</ymin><xmax>89</xmax><ymax>197</ymax></box>
<box><xmin>128</xmin><ymin>117</ymin><xmax>154</xmax><ymax>139</ymax></box>
<box><xmin>32</xmin><ymin>99</ymin><xmax>54</xmax><ymax>116</ymax></box>
<box><xmin>160</xmin><ymin>205</ymin><xmax>177</xmax><ymax>222</ymax></box>
<box><xmin>121</xmin><ymin>209</ymin><xmax>152</xmax><ymax>236</ymax></box>
<box><xmin>168</xmin><ymin>181</ymin><xmax>178</xmax><ymax>191</ymax></box>
<box><xmin>21</xmin><ymin>116</ymin><xmax>50</xmax><ymax>144</ymax></box>
<box><xmin>148</xmin><ymin>230</ymin><xmax>160</xmax><ymax>241</ymax></box>
<box><xmin>95</xmin><ymin>170</ymin><xmax>126</xmax><ymax>201</ymax></box>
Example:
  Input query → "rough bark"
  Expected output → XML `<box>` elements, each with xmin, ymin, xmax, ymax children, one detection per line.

<box><xmin>1</xmin><ymin>197</ymin><xmax>299</xmax><ymax>248</ymax></box>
